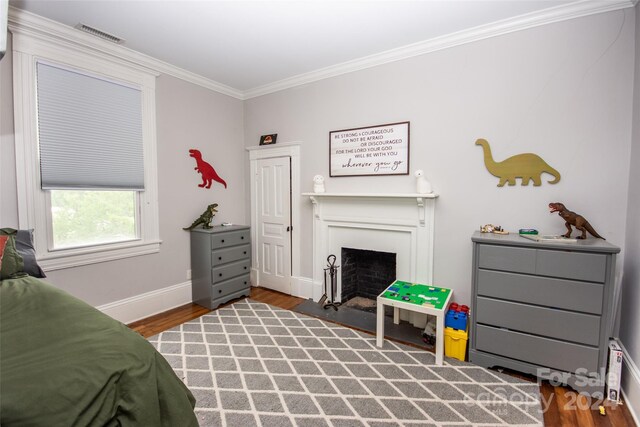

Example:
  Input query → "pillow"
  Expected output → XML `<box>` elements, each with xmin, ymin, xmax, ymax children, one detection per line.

<box><xmin>0</xmin><ymin>235</ymin><xmax>8</xmax><ymax>271</ymax></box>
<box><xmin>0</xmin><ymin>233</ymin><xmax>24</xmax><ymax>280</ymax></box>
<box><xmin>0</xmin><ymin>228</ymin><xmax>46</xmax><ymax>278</ymax></box>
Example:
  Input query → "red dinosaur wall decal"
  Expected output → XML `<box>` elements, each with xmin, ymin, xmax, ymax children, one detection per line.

<box><xmin>188</xmin><ymin>149</ymin><xmax>227</xmax><ymax>189</ymax></box>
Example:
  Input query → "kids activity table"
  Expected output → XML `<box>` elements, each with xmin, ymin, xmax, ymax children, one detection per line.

<box><xmin>376</xmin><ymin>280</ymin><xmax>452</xmax><ymax>365</ymax></box>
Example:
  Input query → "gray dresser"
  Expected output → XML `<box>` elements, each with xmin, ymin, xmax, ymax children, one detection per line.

<box><xmin>470</xmin><ymin>231</ymin><xmax>620</xmax><ymax>396</ymax></box>
<box><xmin>190</xmin><ymin>225</ymin><xmax>251</xmax><ymax>309</ymax></box>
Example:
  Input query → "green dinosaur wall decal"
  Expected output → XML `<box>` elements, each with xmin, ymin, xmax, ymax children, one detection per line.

<box><xmin>475</xmin><ymin>138</ymin><xmax>561</xmax><ymax>187</ymax></box>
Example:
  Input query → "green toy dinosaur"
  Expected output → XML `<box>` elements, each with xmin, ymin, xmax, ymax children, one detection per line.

<box><xmin>183</xmin><ymin>203</ymin><xmax>219</xmax><ymax>230</ymax></box>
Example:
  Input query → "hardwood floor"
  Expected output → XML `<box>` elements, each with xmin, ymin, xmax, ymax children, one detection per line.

<box><xmin>128</xmin><ymin>287</ymin><xmax>636</xmax><ymax>427</ymax></box>
<box><xmin>248</xmin><ymin>286</ymin><xmax>305</xmax><ymax>310</ymax></box>
<box><xmin>128</xmin><ymin>302</ymin><xmax>210</xmax><ymax>338</ymax></box>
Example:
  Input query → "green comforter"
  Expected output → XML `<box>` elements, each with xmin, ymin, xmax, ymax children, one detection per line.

<box><xmin>0</xmin><ymin>276</ymin><xmax>198</xmax><ymax>427</ymax></box>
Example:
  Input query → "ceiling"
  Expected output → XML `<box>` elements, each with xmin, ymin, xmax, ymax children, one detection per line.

<box><xmin>8</xmin><ymin>0</ymin><xmax>631</xmax><ymax>97</ymax></box>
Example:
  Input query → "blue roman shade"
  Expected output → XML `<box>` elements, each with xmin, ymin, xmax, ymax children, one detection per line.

<box><xmin>36</xmin><ymin>61</ymin><xmax>144</xmax><ymax>190</ymax></box>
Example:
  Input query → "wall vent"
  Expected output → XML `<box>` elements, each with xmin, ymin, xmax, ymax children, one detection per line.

<box><xmin>74</xmin><ymin>23</ymin><xmax>124</xmax><ymax>44</ymax></box>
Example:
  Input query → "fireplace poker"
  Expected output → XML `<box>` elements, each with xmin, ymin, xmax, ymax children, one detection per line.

<box><xmin>323</xmin><ymin>254</ymin><xmax>341</xmax><ymax>311</ymax></box>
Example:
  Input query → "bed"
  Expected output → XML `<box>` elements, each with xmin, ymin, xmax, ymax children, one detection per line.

<box><xmin>0</xmin><ymin>274</ymin><xmax>199</xmax><ymax>427</ymax></box>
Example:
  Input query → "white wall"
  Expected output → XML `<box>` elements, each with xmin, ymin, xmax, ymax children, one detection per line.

<box><xmin>618</xmin><ymin>3</ymin><xmax>640</xmax><ymax>419</ymax></box>
<box><xmin>0</xmin><ymin>32</ymin><xmax>18</xmax><ymax>226</ymax></box>
<box><xmin>244</xmin><ymin>9</ymin><xmax>635</xmax><ymax>305</ymax></box>
<box><xmin>0</xmin><ymin>33</ymin><xmax>247</xmax><ymax>307</ymax></box>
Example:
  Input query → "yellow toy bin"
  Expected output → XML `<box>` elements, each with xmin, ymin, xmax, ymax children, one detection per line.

<box><xmin>444</xmin><ymin>327</ymin><xmax>468</xmax><ymax>361</ymax></box>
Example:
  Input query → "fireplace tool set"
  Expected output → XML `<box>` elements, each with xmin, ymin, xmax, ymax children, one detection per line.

<box><xmin>319</xmin><ymin>254</ymin><xmax>341</xmax><ymax>311</ymax></box>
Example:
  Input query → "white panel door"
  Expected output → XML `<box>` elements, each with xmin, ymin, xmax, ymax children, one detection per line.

<box><xmin>257</xmin><ymin>157</ymin><xmax>291</xmax><ymax>294</ymax></box>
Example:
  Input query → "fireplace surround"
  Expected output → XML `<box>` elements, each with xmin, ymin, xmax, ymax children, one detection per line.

<box><xmin>305</xmin><ymin>192</ymin><xmax>437</xmax><ymax>325</ymax></box>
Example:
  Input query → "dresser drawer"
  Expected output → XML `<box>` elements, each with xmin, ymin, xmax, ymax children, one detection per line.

<box><xmin>536</xmin><ymin>249</ymin><xmax>606</xmax><ymax>283</ymax></box>
<box><xmin>477</xmin><ymin>245</ymin><xmax>536</xmax><ymax>274</ymax></box>
<box><xmin>212</xmin><ymin>259</ymin><xmax>251</xmax><ymax>282</ymax></box>
<box><xmin>212</xmin><ymin>244</ymin><xmax>250</xmax><ymax>267</ymax></box>
<box><xmin>475</xmin><ymin>325</ymin><xmax>600</xmax><ymax>375</ymax></box>
<box><xmin>212</xmin><ymin>274</ymin><xmax>250</xmax><ymax>299</ymax></box>
<box><xmin>476</xmin><ymin>297</ymin><xmax>601</xmax><ymax>346</ymax></box>
<box><xmin>211</xmin><ymin>229</ymin><xmax>250</xmax><ymax>249</ymax></box>
<box><xmin>477</xmin><ymin>270</ymin><xmax>604</xmax><ymax>314</ymax></box>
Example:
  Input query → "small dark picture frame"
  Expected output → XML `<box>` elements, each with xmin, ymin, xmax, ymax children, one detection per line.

<box><xmin>259</xmin><ymin>134</ymin><xmax>278</xmax><ymax>146</ymax></box>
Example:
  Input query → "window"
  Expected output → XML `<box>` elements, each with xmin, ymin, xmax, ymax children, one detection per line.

<box><xmin>35</xmin><ymin>61</ymin><xmax>145</xmax><ymax>252</ymax></box>
<box><xmin>12</xmin><ymin>29</ymin><xmax>160</xmax><ymax>271</ymax></box>
<box><xmin>50</xmin><ymin>190</ymin><xmax>137</xmax><ymax>249</ymax></box>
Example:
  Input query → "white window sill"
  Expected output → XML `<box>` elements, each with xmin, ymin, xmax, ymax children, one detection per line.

<box><xmin>39</xmin><ymin>240</ymin><xmax>162</xmax><ymax>272</ymax></box>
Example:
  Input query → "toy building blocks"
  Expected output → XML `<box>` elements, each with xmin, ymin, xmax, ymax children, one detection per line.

<box><xmin>445</xmin><ymin>302</ymin><xmax>469</xmax><ymax>331</ymax></box>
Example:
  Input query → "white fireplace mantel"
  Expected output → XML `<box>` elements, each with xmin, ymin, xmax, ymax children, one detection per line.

<box><xmin>303</xmin><ymin>193</ymin><xmax>437</xmax><ymax>226</ymax></box>
<box><xmin>303</xmin><ymin>193</ymin><xmax>438</xmax><ymax>198</ymax></box>
<box><xmin>304</xmin><ymin>192</ymin><xmax>438</xmax><ymax>303</ymax></box>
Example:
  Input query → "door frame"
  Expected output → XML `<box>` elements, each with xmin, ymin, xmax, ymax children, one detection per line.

<box><xmin>247</xmin><ymin>142</ymin><xmax>301</xmax><ymax>294</ymax></box>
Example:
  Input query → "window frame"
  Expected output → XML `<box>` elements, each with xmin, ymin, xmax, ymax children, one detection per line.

<box><xmin>12</xmin><ymin>29</ymin><xmax>161</xmax><ymax>271</ymax></box>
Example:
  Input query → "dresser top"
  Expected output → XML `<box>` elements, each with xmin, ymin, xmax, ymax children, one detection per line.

<box><xmin>190</xmin><ymin>224</ymin><xmax>249</xmax><ymax>234</ymax></box>
<box><xmin>472</xmin><ymin>231</ymin><xmax>620</xmax><ymax>254</ymax></box>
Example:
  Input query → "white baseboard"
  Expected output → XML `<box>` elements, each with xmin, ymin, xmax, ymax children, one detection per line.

<box><xmin>250</xmin><ymin>271</ymin><xmax>313</xmax><ymax>300</ymax></box>
<box><xmin>291</xmin><ymin>276</ymin><xmax>315</xmax><ymax>300</ymax></box>
<box><xmin>97</xmin><ymin>281</ymin><xmax>192</xmax><ymax>324</ymax></box>
<box><xmin>619</xmin><ymin>341</ymin><xmax>640</xmax><ymax>425</ymax></box>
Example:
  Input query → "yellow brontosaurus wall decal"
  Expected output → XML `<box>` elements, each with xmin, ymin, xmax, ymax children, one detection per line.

<box><xmin>475</xmin><ymin>138</ymin><xmax>561</xmax><ymax>187</ymax></box>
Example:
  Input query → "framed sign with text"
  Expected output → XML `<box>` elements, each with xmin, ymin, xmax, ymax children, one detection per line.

<box><xmin>330</xmin><ymin>122</ymin><xmax>410</xmax><ymax>177</ymax></box>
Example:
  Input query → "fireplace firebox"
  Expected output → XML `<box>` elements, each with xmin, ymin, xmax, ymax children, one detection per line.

<box><xmin>341</xmin><ymin>247</ymin><xmax>396</xmax><ymax>312</ymax></box>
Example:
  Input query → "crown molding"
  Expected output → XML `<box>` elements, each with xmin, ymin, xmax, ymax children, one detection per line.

<box><xmin>243</xmin><ymin>0</ymin><xmax>635</xmax><ymax>99</ymax></box>
<box><xmin>7</xmin><ymin>7</ymin><xmax>244</xmax><ymax>100</ymax></box>
<box><xmin>8</xmin><ymin>1</ymin><xmax>635</xmax><ymax>101</ymax></box>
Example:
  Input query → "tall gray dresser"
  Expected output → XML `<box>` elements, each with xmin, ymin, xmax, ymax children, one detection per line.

<box><xmin>190</xmin><ymin>225</ymin><xmax>251</xmax><ymax>310</ymax></box>
<box><xmin>470</xmin><ymin>231</ymin><xmax>620</xmax><ymax>396</ymax></box>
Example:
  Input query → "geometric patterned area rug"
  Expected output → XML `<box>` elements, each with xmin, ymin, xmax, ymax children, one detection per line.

<box><xmin>149</xmin><ymin>299</ymin><xmax>544</xmax><ymax>426</ymax></box>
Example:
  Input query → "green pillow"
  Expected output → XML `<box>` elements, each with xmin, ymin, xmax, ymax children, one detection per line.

<box><xmin>0</xmin><ymin>233</ymin><xmax>24</xmax><ymax>280</ymax></box>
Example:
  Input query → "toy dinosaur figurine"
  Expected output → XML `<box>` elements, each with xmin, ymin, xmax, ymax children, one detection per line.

<box><xmin>188</xmin><ymin>149</ymin><xmax>227</xmax><ymax>189</ymax></box>
<box><xmin>549</xmin><ymin>202</ymin><xmax>604</xmax><ymax>239</ymax></box>
<box><xmin>475</xmin><ymin>139</ymin><xmax>561</xmax><ymax>186</ymax></box>
<box><xmin>183</xmin><ymin>203</ymin><xmax>219</xmax><ymax>230</ymax></box>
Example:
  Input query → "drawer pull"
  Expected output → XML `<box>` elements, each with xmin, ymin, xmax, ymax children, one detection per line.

<box><xmin>241</xmin><ymin>236</ymin><xmax>244</xmax><ymax>240</ymax></box>
<box><xmin>219</xmin><ymin>273</ymin><xmax>223</xmax><ymax>277</ymax></box>
<box><xmin>218</xmin><ymin>256</ymin><xmax>222</xmax><ymax>260</ymax></box>
<box><xmin>218</xmin><ymin>289</ymin><xmax>222</xmax><ymax>294</ymax></box>
<box><xmin>221</xmin><ymin>239</ymin><xmax>225</xmax><ymax>243</ymax></box>
<box><xmin>244</xmin><ymin>266</ymin><xmax>247</xmax><ymax>270</ymax></box>
<box><xmin>244</xmin><ymin>281</ymin><xmax>247</xmax><ymax>285</ymax></box>
<box><xmin>243</xmin><ymin>251</ymin><xmax>247</xmax><ymax>255</ymax></box>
